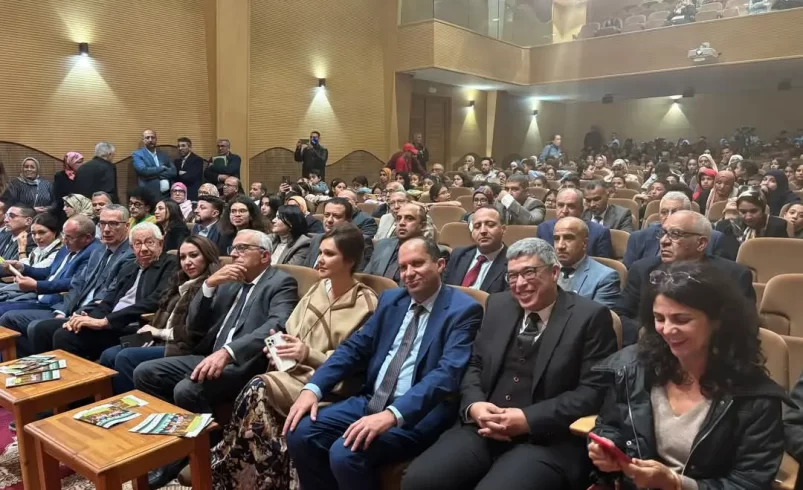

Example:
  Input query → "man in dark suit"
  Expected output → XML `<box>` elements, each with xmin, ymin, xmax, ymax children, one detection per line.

<box><xmin>4</xmin><ymin>205</ymin><xmax>133</xmax><ymax>357</ymax></box>
<box><xmin>30</xmin><ymin>222</ymin><xmax>175</xmax><ymax>359</ymax></box>
<box><xmin>339</xmin><ymin>190</ymin><xmax>378</xmax><ymax>242</ymax></box>
<box><xmin>191</xmin><ymin>195</ymin><xmax>227</xmax><ymax>253</ymax></box>
<box><xmin>413</xmin><ymin>132</ymin><xmax>429</xmax><ymax>172</ymax></box>
<box><xmin>285</xmin><ymin>237</ymin><xmax>484</xmax><ymax>490</ymax></box>
<box><xmin>443</xmin><ymin>206</ymin><xmax>508</xmax><ymax>294</ymax></box>
<box><xmin>536</xmin><ymin>188</ymin><xmax>614</xmax><ymax>258</ymax></box>
<box><xmin>582</xmin><ymin>180</ymin><xmax>635</xmax><ymax>232</ymax></box>
<box><xmin>623</xmin><ymin>191</ymin><xmax>732</xmax><ymax>268</ymax></box>
<box><xmin>403</xmin><ymin>237</ymin><xmax>617</xmax><ymax>490</ymax></box>
<box><xmin>614</xmin><ymin>210</ymin><xmax>755</xmax><ymax>346</ymax></box>
<box><xmin>363</xmin><ymin>203</ymin><xmax>426</xmax><ymax>283</ymax></box>
<box><xmin>174</xmin><ymin>137</ymin><xmax>204</xmax><ymax>201</ymax></box>
<box><xmin>304</xmin><ymin>197</ymin><xmax>359</xmax><ymax>268</ymax></box>
<box><xmin>204</xmin><ymin>138</ymin><xmax>242</xmax><ymax>187</ymax></box>
<box><xmin>294</xmin><ymin>130</ymin><xmax>328</xmax><ymax>179</ymax></box>
<box><xmin>132</xmin><ymin>129</ymin><xmax>174</xmax><ymax>198</ymax></box>
<box><xmin>75</xmin><ymin>141</ymin><xmax>119</xmax><ymax>203</ymax></box>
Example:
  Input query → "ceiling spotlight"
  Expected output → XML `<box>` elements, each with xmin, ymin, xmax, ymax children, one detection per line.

<box><xmin>670</xmin><ymin>94</ymin><xmax>683</xmax><ymax>101</ymax></box>
<box><xmin>318</xmin><ymin>78</ymin><xmax>326</xmax><ymax>88</ymax></box>
<box><xmin>78</xmin><ymin>42</ymin><xmax>89</xmax><ymax>57</ymax></box>
<box><xmin>468</xmin><ymin>100</ymin><xmax>475</xmax><ymax>107</ymax></box>
<box><xmin>532</xmin><ymin>110</ymin><xmax>539</xmax><ymax>116</ymax></box>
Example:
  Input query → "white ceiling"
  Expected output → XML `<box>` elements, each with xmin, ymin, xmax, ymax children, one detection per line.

<box><xmin>410</xmin><ymin>58</ymin><xmax>803</xmax><ymax>102</ymax></box>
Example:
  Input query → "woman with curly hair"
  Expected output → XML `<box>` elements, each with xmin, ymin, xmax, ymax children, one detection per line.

<box><xmin>218</xmin><ymin>195</ymin><xmax>268</xmax><ymax>254</ymax></box>
<box><xmin>589</xmin><ymin>261</ymin><xmax>789</xmax><ymax>490</ymax></box>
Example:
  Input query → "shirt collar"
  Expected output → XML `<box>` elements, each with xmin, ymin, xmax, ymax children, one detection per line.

<box><xmin>564</xmin><ymin>255</ymin><xmax>587</xmax><ymax>271</ymax></box>
<box><xmin>474</xmin><ymin>245</ymin><xmax>504</xmax><ymax>263</ymax></box>
<box><xmin>200</xmin><ymin>220</ymin><xmax>218</xmax><ymax>231</ymax></box>
<box><xmin>525</xmin><ymin>300</ymin><xmax>556</xmax><ymax>329</ymax></box>
<box><xmin>411</xmin><ymin>286</ymin><xmax>441</xmax><ymax>314</ymax></box>
<box><xmin>248</xmin><ymin>266</ymin><xmax>269</xmax><ymax>286</ymax></box>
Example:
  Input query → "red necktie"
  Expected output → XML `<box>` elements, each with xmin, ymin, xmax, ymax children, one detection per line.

<box><xmin>461</xmin><ymin>255</ymin><xmax>488</xmax><ymax>287</ymax></box>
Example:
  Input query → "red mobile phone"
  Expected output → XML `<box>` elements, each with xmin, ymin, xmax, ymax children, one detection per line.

<box><xmin>589</xmin><ymin>433</ymin><xmax>632</xmax><ymax>464</ymax></box>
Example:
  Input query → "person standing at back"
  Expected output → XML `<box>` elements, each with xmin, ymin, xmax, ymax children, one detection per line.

<box><xmin>132</xmin><ymin>129</ymin><xmax>174</xmax><ymax>199</ymax></box>
<box><xmin>75</xmin><ymin>142</ymin><xmax>119</xmax><ymax>203</ymax></box>
<box><xmin>295</xmin><ymin>131</ymin><xmax>329</xmax><ymax>179</ymax></box>
<box><xmin>204</xmin><ymin>139</ymin><xmax>242</xmax><ymax>191</ymax></box>
<box><xmin>174</xmin><ymin>137</ymin><xmax>204</xmax><ymax>201</ymax></box>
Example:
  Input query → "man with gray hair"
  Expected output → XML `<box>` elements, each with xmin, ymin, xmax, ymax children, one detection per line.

<box><xmin>403</xmin><ymin>237</ymin><xmax>617</xmax><ymax>490</ymax></box>
<box><xmin>536</xmin><ymin>188</ymin><xmax>614</xmax><ymax>258</ymax></box>
<box><xmin>31</xmin><ymin>221</ymin><xmax>176</xmax><ymax>360</ymax></box>
<box><xmin>622</xmin><ymin>191</ymin><xmax>731</xmax><ymax>268</ymax></box>
<box><xmin>495</xmin><ymin>174</ymin><xmax>546</xmax><ymax>225</ymax></box>
<box><xmin>614</xmin><ymin>210</ymin><xmax>754</xmax><ymax>345</ymax></box>
<box><xmin>75</xmin><ymin>141</ymin><xmax>119</xmax><ymax>203</ymax></box>
<box><xmin>205</xmin><ymin>138</ymin><xmax>242</xmax><ymax>187</ymax></box>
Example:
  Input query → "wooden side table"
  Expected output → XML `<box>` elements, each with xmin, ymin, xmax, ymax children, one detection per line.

<box><xmin>0</xmin><ymin>350</ymin><xmax>116</xmax><ymax>490</ymax></box>
<box><xmin>25</xmin><ymin>390</ymin><xmax>218</xmax><ymax>490</ymax></box>
<box><xmin>0</xmin><ymin>326</ymin><xmax>21</xmax><ymax>361</ymax></box>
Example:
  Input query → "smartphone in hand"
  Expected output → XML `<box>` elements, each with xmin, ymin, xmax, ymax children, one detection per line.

<box><xmin>589</xmin><ymin>433</ymin><xmax>631</xmax><ymax>464</ymax></box>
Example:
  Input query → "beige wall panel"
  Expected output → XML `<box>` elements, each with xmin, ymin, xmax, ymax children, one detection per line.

<box><xmin>493</xmin><ymin>93</ymin><xmax>566</xmax><ymax>163</ymax></box>
<box><xmin>395</xmin><ymin>22</ymin><xmax>436</xmax><ymax>72</ymax></box>
<box><xmin>0</xmin><ymin>0</ymin><xmax>214</xmax><ymax>161</ymax></box>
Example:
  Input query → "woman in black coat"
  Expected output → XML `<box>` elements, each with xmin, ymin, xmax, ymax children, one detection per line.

<box><xmin>714</xmin><ymin>186</ymin><xmax>789</xmax><ymax>258</ymax></box>
<box><xmin>154</xmin><ymin>199</ymin><xmax>190</xmax><ymax>251</ymax></box>
<box><xmin>589</xmin><ymin>261</ymin><xmax>789</xmax><ymax>490</ymax></box>
<box><xmin>52</xmin><ymin>152</ymin><xmax>84</xmax><ymax>224</ymax></box>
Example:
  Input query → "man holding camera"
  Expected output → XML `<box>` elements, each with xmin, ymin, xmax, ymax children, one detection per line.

<box><xmin>295</xmin><ymin>131</ymin><xmax>329</xmax><ymax>179</ymax></box>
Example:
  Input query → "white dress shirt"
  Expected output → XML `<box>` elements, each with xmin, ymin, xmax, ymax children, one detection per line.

<box><xmin>466</xmin><ymin>246</ymin><xmax>503</xmax><ymax>290</ymax></box>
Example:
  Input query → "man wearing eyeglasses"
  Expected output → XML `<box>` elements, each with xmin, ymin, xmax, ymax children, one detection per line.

<box><xmin>221</xmin><ymin>176</ymin><xmax>241</xmax><ymax>205</ymax></box>
<box><xmin>614</xmin><ymin>210</ymin><xmax>755</xmax><ymax>346</ymax></box>
<box><xmin>0</xmin><ymin>206</ymin><xmax>35</xmax><ymax>261</ymax></box>
<box><xmin>3</xmin><ymin>205</ymin><xmax>134</xmax><ymax>357</ymax></box>
<box><xmin>403</xmin><ymin>237</ymin><xmax>617</xmax><ymax>490</ymax></box>
<box><xmin>30</xmin><ymin>221</ymin><xmax>175</xmax><ymax>360</ymax></box>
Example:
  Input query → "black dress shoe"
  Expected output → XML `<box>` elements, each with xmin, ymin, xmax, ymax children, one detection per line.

<box><xmin>148</xmin><ymin>457</ymin><xmax>188</xmax><ymax>489</ymax></box>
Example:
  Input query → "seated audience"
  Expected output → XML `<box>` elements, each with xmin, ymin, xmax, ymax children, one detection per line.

<box><xmin>127</xmin><ymin>187</ymin><xmax>158</xmax><ymax>227</ymax></box>
<box><xmin>16</xmin><ymin>213</ymin><xmax>62</xmax><ymax>268</ymax></box>
<box><xmin>0</xmin><ymin>206</ymin><xmax>35</xmax><ymax>261</ymax></box>
<box><xmin>376</xmin><ymin>190</ymin><xmax>409</xmax><ymax>240</ymax></box>
<box><xmin>458</xmin><ymin>155</ymin><xmax>476</xmax><ymax>174</ymax></box>
<box><xmin>268</xmin><ymin>205</ymin><xmax>311</xmax><ymax>266</ymax></box>
<box><xmin>249</xmin><ymin>182</ymin><xmax>267</xmax><ymax>204</ymax></box>
<box><xmin>285</xmin><ymin>194</ymin><xmax>323</xmax><ymax>234</ymax></box>
<box><xmin>63</xmin><ymin>193</ymin><xmax>93</xmax><ymax>220</ymax></box>
<box><xmin>338</xmin><ymin>189</ymin><xmax>378</xmax><ymax>243</ymax></box>
<box><xmin>714</xmin><ymin>186</ymin><xmax>789</xmax><ymax>258</ymax></box>
<box><xmin>623</xmin><ymin>192</ymin><xmax>731</xmax><ymax>268</ymax></box>
<box><xmin>451</xmin><ymin>172</ymin><xmax>472</xmax><ymax>189</ymax></box>
<box><xmin>462</xmin><ymin>186</ymin><xmax>494</xmax><ymax>224</ymax></box>
<box><xmin>174</xmin><ymin>137</ymin><xmax>204</xmax><ymax>201</ymax></box>
<box><xmin>494</xmin><ymin>174</ymin><xmax>546</xmax><ymax>225</ymax></box>
<box><xmin>363</xmin><ymin>203</ymin><xmax>428</xmax><ymax>283</ymax></box>
<box><xmin>402</xmin><ymin>237</ymin><xmax>617</xmax><ymax>490</ymax></box>
<box><xmin>635</xmin><ymin>180</ymin><xmax>668</xmax><ymax>223</ymax></box>
<box><xmin>537</xmin><ymin>188</ymin><xmax>613</xmax><ymax>258</ymax></box>
<box><xmin>692</xmin><ymin>167</ymin><xmax>716</xmax><ymax>214</ymax></box>
<box><xmin>285</xmin><ymin>237</ymin><xmax>484</xmax><ymax>490</ymax></box>
<box><xmin>304</xmin><ymin>198</ymin><xmax>357</xmax><ymax>268</ymax></box>
<box><xmin>191</xmin><ymin>195</ymin><xmax>227</xmax><ymax>254</ymax></box>
<box><xmin>763</xmin><ymin>169</ymin><xmax>801</xmax><ymax>216</ymax></box>
<box><xmin>544</xmin><ymin>189</ymin><xmax>557</xmax><ymax>209</ymax></box>
<box><xmin>734</xmin><ymin>158</ymin><xmax>758</xmax><ymax>186</ymax></box>
<box><xmin>443</xmin><ymin>206</ymin><xmax>508</xmax><ymax>293</ymax></box>
<box><xmin>30</xmin><ymin>222</ymin><xmax>177</xmax><ymax>360</ymax></box>
<box><xmin>592</xmin><ymin>261</ymin><xmax>787</xmax><ymax>490</ymax></box>
<box><xmin>472</xmin><ymin>157</ymin><xmax>499</xmax><ymax>183</ymax></box>
<box><xmin>582</xmin><ymin>180</ymin><xmax>634</xmax><ymax>232</ymax></box>
<box><xmin>198</xmin><ymin>183</ymin><xmax>220</xmax><ymax>198</ymax></box>
<box><xmin>221</xmin><ymin>176</ymin><xmax>241</xmax><ymax>205</ymax></box>
<box><xmin>370</xmin><ymin>181</ymin><xmax>403</xmax><ymax>219</ymax></box>
<box><xmin>785</xmin><ymin>203</ymin><xmax>803</xmax><ymax>238</ymax></box>
<box><xmin>3</xmin><ymin>205</ymin><xmax>132</xmax><ymax>358</ymax></box>
<box><xmin>554</xmin><ymin>217</ymin><xmax>620</xmax><ymax>309</ymax></box>
<box><xmin>170</xmin><ymin>182</ymin><xmax>194</xmax><ymax>220</ymax></box>
<box><xmin>427</xmin><ymin>183</ymin><xmax>462</xmax><ymax>207</ymax></box>
<box><xmin>308</xmin><ymin>169</ymin><xmax>330</xmax><ymax>195</ymax></box>
<box><xmin>0</xmin><ymin>215</ymin><xmax>97</xmax><ymax>315</ymax></box>
<box><xmin>1</xmin><ymin>157</ymin><xmax>55</xmax><ymax>212</ymax></box>
<box><xmin>154</xmin><ymin>199</ymin><xmax>191</xmax><ymax>251</ymax></box>
<box><xmin>615</xmin><ymin>210</ymin><xmax>754</xmax><ymax>346</ymax></box>
<box><xmin>91</xmin><ymin>191</ymin><xmax>113</xmax><ymax>220</ymax></box>
<box><xmin>706</xmin><ymin>170</ymin><xmax>738</xmax><ymax>216</ymax></box>
<box><xmin>135</xmin><ymin>230</ymin><xmax>297</xmax><ymax>485</ymax></box>
<box><xmin>99</xmin><ymin>236</ymin><xmax>219</xmax><ymax>394</ymax></box>
<box><xmin>218</xmin><ymin>195</ymin><xmax>268</xmax><ymax>254</ymax></box>
<box><xmin>74</xmin><ymin>141</ymin><xmax>119</xmax><ymax>204</ymax></box>
<box><xmin>188</xmin><ymin>224</ymin><xmax>378</xmax><ymax>487</ymax></box>
<box><xmin>260</xmin><ymin>194</ymin><xmax>282</xmax><ymax>223</ymax></box>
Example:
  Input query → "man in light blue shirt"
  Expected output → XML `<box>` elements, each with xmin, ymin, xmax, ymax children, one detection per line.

<box><xmin>284</xmin><ymin>237</ymin><xmax>484</xmax><ymax>490</ymax></box>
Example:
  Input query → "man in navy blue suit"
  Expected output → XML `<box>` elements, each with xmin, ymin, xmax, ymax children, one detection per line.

<box><xmin>536</xmin><ymin>188</ymin><xmax>614</xmax><ymax>258</ymax></box>
<box><xmin>132</xmin><ymin>129</ymin><xmax>175</xmax><ymax>198</ymax></box>
<box><xmin>284</xmin><ymin>237</ymin><xmax>484</xmax><ymax>490</ymax></box>
<box><xmin>622</xmin><ymin>191</ymin><xmax>732</xmax><ymax>268</ymax></box>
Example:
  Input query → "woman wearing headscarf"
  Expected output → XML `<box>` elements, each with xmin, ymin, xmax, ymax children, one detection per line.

<box><xmin>692</xmin><ymin>167</ymin><xmax>716</xmax><ymax>213</ymax></box>
<box><xmin>198</xmin><ymin>183</ymin><xmax>220</xmax><ymax>198</ymax></box>
<box><xmin>1</xmin><ymin>157</ymin><xmax>55</xmax><ymax>212</ymax></box>
<box><xmin>762</xmin><ymin>169</ymin><xmax>801</xmax><ymax>216</ymax></box>
<box><xmin>63</xmin><ymin>194</ymin><xmax>94</xmax><ymax>220</ymax></box>
<box><xmin>697</xmin><ymin>153</ymin><xmax>718</xmax><ymax>172</ymax></box>
<box><xmin>52</xmin><ymin>152</ymin><xmax>84</xmax><ymax>224</ymax></box>
<box><xmin>170</xmin><ymin>182</ymin><xmax>194</xmax><ymax>221</ymax></box>
<box><xmin>704</xmin><ymin>169</ymin><xmax>737</xmax><ymax>217</ymax></box>
<box><xmin>714</xmin><ymin>186</ymin><xmax>789</xmax><ymax>258</ymax></box>
<box><xmin>285</xmin><ymin>195</ymin><xmax>323</xmax><ymax>234</ymax></box>
<box><xmin>462</xmin><ymin>186</ymin><xmax>495</xmax><ymax>223</ymax></box>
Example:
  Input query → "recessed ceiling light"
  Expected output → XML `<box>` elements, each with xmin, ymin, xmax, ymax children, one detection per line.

<box><xmin>670</xmin><ymin>94</ymin><xmax>683</xmax><ymax>100</ymax></box>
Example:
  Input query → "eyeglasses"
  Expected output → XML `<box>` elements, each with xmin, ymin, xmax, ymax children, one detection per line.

<box><xmin>473</xmin><ymin>198</ymin><xmax>489</xmax><ymax>204</ymax></box>
<box><xmin>5</xmin><ymin>213</ymin><xmax>20</xmax><ymax>219</ymax></box>
<box><xmin>128</xmin><ymin>201</ymin><xmax>144</xmax><ymax>209</ymax></box>
<box><xmin>649</xmin><ymin>270</ymin><xmax>700</xmax><ymax>287</ymax></box>
<box><xmin>132</xmin><ymin>239</ymin><xmax>160</xmax><ymax>249</ymax></box>
<box><xmin>505</xmin><ymin>265</ymin><xmax>551</xmax><ymax>284</ymax></box>
<box><xmin>655</xmin><ymin>227</ymin><xmax>702</xmax><ymax>241</ymax></box>
<box><xmin>63</xmin><ymin>233</ymin><xmax>91</xmax><ymax>242</ymax></box>
<box><xmin>98</xmin><ymin>220</ymin><xmax>124</xmax><ymax>229</ymax></box>
<box><xmin>230</xmin><ymin>244</ymin><xmax>266</xmax><ymax>254</ymax></box>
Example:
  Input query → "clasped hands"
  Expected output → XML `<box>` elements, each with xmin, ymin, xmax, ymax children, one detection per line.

<box><xmin>588</xmin><ymin>435</ymin><xmax>681</xmax><ymax>490</ymax></box>
<box><xmin>62</xmin><ymin>312</ymin><xmax>109</xmax><ymax>333</ymax></box>
<box><xmin>468</xmin><ymin>402</ymin><xmax>529</xmax><ymax>441</ymax></box>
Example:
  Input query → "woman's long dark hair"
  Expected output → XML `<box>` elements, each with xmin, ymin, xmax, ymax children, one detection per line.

<box><xmin>638</xmin><ymin>261</ymin><xmax>765</xmax><ymax>398</ymax></box>
<box><xmin>158</xmin><ymin>236</ymin><xmax>220</xmax><ymax>311</ymax></box>
<box><xmin>159</xmin><ymin>200</ymin><xmax>186</xmax><ymax>235</ymax></box>
<box><xmin>275</xmin><ymin>205</ymin><xmax>308</xmax><ymax>240</ymax></box>
<box><xmin>219</xmin><ymin>195</ymin><xmax>267</xmax><ymax>235</ymax></box>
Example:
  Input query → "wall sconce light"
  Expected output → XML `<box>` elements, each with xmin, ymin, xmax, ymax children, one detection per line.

<box><xmin>532</xmin><ymin>110</ymin><xmax>539</xmax><ymax>116</ymax></box>
<box><xmin>318</xmin><ymin>78</ymin><xmax>326</xmax><ymax>88</ymax></box>
<box><xmin>78</xmin><ymin>42</ymin><xmax>89</xmax><ymax>57</ymax></box>
<box><xmin>468</xmin><ymin>100</ymin><xmax>475</xmax><ymax>107</ymax></box>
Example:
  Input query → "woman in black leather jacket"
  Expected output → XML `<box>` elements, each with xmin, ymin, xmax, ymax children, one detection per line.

<box><xmin>589</xmin><ymin>261</ymin><xmax>790</xmax><ymax>490</ymax></box>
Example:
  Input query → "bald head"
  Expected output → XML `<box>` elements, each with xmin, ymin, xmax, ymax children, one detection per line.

<box><xmin>555</xmin><ymin>217</ymin><xmax>588</xmax><ymax>238</ymax></box>
<box><xmin>339</xmin><ymin>189</ymin><xmax>358</xmax><ymax>204</ymax></box>
<box><xmin>554</xmin><ymin>216</ymin><xmax>589</xmax><ymax>265</ymax></box>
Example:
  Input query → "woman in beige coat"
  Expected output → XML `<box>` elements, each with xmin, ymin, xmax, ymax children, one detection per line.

<box><xmin>203</xmin><ymin>223</ymin><xmax>378</xmax><ymax>489</ymax></box>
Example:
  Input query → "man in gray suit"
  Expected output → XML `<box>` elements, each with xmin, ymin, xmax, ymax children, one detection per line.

<box><xmin>494</xmin><ymin>174</ymin><xmax>546</xmax><ymax>225</ymax></box>
<box><xmin>554</xmin><ymin>217</ymin><xmax>620</xmax><ymax>309</ymax></box>
<box><xmin>581</xmin><ymin>180</ymin><xmax>634</xmax><ymax>233</ymax></box>
<box><xmin>363</xmin><ymin>203</ymin><xmax>426</xmax><ymax>283</ymax></box>
<box><xmin>134</xmin><ymin>229</ymin><xmax>298</xmax><ymax>413</ymax></box>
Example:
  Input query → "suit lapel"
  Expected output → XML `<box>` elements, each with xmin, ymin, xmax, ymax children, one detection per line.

<box><xmin>480</xmin><ymin>247</ymin><xmax>507</xmax><ymax>290</ymax></box>
<box><xmin>487</xmin><ymin>292</ymin><xmax>522</xmax><ymax>387</ymax></box>
<box><xmin>454</xmin><ymin>248</ymin><xmax>476</xmax><ymax>283</ymax></box>
<box><xmin>603</xmin><ymin>207</ymin><xmax>615</xmax><ymax>229</ymax></box>
<box><xmin>235</xmin><ymin>268</ymin><xmax>273</xmax><ymax>332</ymax></box>
<box><xmin>531</xmin><ymin>290</ymin><xmax>573</xmax><ymax>393</ymax></box>
<box><xmin>414</xmin><ymin>287</ymin><xmax>450</xmax><ymax>370</ymax></box>
<box><xmin>572</xmin><ymin>257</ymin><xmax>591</xmax><ymax>292</ymax></box>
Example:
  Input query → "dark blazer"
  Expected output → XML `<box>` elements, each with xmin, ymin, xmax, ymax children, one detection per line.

<box><xmin>74</xmin><ymin>157</ymin><xmax>119</xmax><ymax>203</ymax></box>
<box><xmin>305</xmin><ymin>231</ymin><xmax>375</xmax><ymax>271</ymax></box>
<box><xmin>163</xmin><ymin>223</ymin><xmax>190</xmax><ymax>252</ymax></box>
<box><xmin>191</xmin><ymin>222</ymin><xmax>230</xmax><ymax>255</ymax></box>
<box><xmin>623</xmin><ymin>223</ymin><xmax>732</xmax><ymax>268</ymax></box>
<box><xmin>52</xmin><ymin>240</ymin><xmax>134</xmax><ymax>315</ymax></box>
<box><xmin>714</xmin><ymin>216</ymin><xmax>790</xmax><ymax>261</ymax></box>
<box><xmin>174</xmin><ymin>152</ymin><xmax>205</xmax><ymax>201</ymax></box>
<box><xmin>582</xmin><ymin>204</ymin><xmax>634</xmax><ymax>233</ymax></box>
<box><xmin>460</xmin><ymin>289</ymin><xmax>617</xmax><ymax>482</ymax></box>
<box><xmin>91</xmin><ymin>253</ymin><xmax>177</xmax><ymax>332</ymax></box>
<box><xmin>537</xmin><ymin>219</ymin><xmax>614</xmax><ymax>259</ymax></box>
<box><xmin>309</xmin><ymin>286</ymin><xmax>484</xmax><ymax>435</ymax></box>
<box><xmin>305</xmin><ymin>215</ymin><xmax>324</xmax><ymax>234</ymax></box>
<box><xmin>132</xmin><ymin>148</ymin><xmax>174</xmax><ymax>196</ymax></box>
<box><xmin>352</xmin><ymin>210</ymin><xmax>378</xmax><ymax>240</ymax></box>
<box><xmin>204</xmin><ymin>152</ymin><xmax>242</xmax><ymax>184</ymax></box>
<box><xmin>294</xmin><ymin>144</ymin><xmax>328</xmax><ymax>178</ymax></box>
<box><xmin>442</xmin><ymin>245</ymin><xmax>508</xmax><ymax>294</ymax></box>
<box><xmin>614</xmin><ymin>255</ymin><xmax>755</xmax><ymax>346</ymax></box>
<box><xmin>362</xmin><ymin>237</ymin><xmax>399</xmax><ymax>280</ymax></box>
<box><xmin>187</xmin><ymin>266</ymin><xmax>298</xmax><ymax>377</ymax></box>
<box><xmin>52</xmin><ymin>171</ymin><xmax>80</xmax><ymax>224</ymax></box>
<box><xmin>21</xmin><ymin>240</ymin><xmax>99</xmax><ymax>305</ymax></box>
